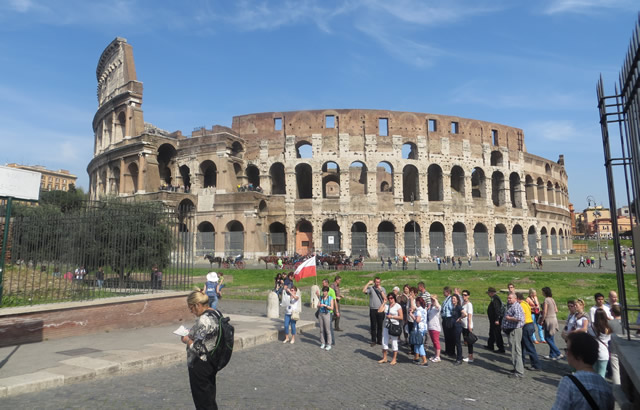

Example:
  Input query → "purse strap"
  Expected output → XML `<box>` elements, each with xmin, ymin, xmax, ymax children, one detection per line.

<box><xmin>567</xmin><ymin>374</ymin><xmax>600</xmax><ymax>410</ymax></box>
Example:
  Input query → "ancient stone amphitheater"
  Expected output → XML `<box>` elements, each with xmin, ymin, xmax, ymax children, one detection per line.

<box><xmin>88</xmin><ymin>38</ymin><xmax>572</xmax><ymax>260</ymax></box>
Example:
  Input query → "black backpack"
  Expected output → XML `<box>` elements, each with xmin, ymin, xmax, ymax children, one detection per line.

<box><xmin>205</xmin><ymin>309</ymin><xmax>234</xmax><ymax>371</ymax></box>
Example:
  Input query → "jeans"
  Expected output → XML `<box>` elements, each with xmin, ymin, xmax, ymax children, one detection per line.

<box><xmin>544</xmin><ymin>327</ymin><xmax>562</xmax><ymax>358</ymax></box>
<box><xmin>453</xmin><ymin>324</ymin><xmax>463</xmax><ymax>361</ymax></box>
<box><xmin>462</xmin><ymin>328</ymin><xmax>474</xmax><ymax>355</ymax></box>
<box><xmin>96</xmin><ymin>280</ymin><xmax>103</xmax><ymax>288</ymax></box>
<box><xmin>521</xmin><ymin>323</ymin><xmax>541</xmax><ymax>369</ymax></box>
<box><xmin>208</xmin><ymin>293</ymin><xmax>219</xmax><ymax>310</ymax></box>
<box><xmin>284</xmin><ymin>314</ymin><xmax>296</xmax><ymax>335</ymax></box>
<box><xmin>594</xmin><ymin>359</ymin><xmax>608</xmax><ymax>378</ymax></box>
<box><xmin>415</xmin><ymin>329</ymin><xmax>426</xmax><ymax>356</ymax></box>
<box><xmin>319</xmin><ymin>312</ymin><xmax>332</xmax><ymax>345</ymax></box>
<box><xmin>530</xmin><ymin>314</ymin><xmax>546</xmax><ymax>342</ymax></box>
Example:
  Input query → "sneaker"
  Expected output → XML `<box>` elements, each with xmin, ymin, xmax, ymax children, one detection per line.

<box><xmin>320</xmin><ymin>344</ymin><xmax>325</xmax><ymax>349</ymax></box>
<box><xmin>283</xmin><ymin>339</ymin><xmax>289</xmax><ymax>344</ymax></box>
<box><xmin>430</xmin><ymin>357</ymin><xmax>441</xmax><ymax>363</ymax></box>
<box><xmin>556</xmin><ymin>354</ymin><xmax>565</xmax><ymax>360</ymax></box>
<box><xmin>543</xmin><ymin>355</ymin><xmax>551</xmax><ymax>360</ymax></box>
<box><xmin>290</xmin><ymin>340</ymin><xmax>295</xmax><ymax>345</ymax></box>
<box><xmin>463</xmin><ymin>357</ymin><xmax>474</xmax><ymax>363</ymax></box>
<box><xmin>453</xmin><ymin>360</ymin><xmax>463</xmax><ymax>366</ymax></box>
<box><xmin>325</xmin><ymin>346</ymin><xmax>332</xmax><ymax>351</ymax></box>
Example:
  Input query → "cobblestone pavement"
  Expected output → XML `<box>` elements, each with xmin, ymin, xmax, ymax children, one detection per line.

<box><xmin>3</xmin><ymin>299</ymin><xmax>570</xmax><ymax>410</ymax></box>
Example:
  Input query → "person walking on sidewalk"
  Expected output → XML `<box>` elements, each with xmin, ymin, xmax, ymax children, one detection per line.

<box><xmin>363</xmin><ymin>278</ymin><xmax>387</xmax><ymax>347</ymax></box>
<box><xmin>331</xmin><ymin>275</ymin><xmax>343</xmax><ymax>332</ymax></box>
<box><xmin>282</xmin><ymin>286</ymin><xmax>299</xmax><ymax>344</ymax></box>
<box><xmin>518</xmin><ymin>292</ymin><xmax>541</xmax><ymax>371</ymax></box>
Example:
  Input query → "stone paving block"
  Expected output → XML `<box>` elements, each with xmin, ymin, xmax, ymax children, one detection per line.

<box><xmin>0</xmin><ymin>371</ymin><xmax>64</xmax><ymax>396</ymax></box>
<box><xmin>44</xmin><ymin>364</ymin><xmax>97</xmax><ymax>384</ymax></box>
<box><xmin>0</xmin><ymin>384</ymin><xmax>6</xmax><ymax>398</ymax></box>
<box><xmin>58</xmin><ymin>356</ymin><xmax>120</xmax><ymax>377</ymax></box>
<box><xmin>100</xmin><ymin>350</ymin><xmax>145</xmax><ymax>374</ymax></box>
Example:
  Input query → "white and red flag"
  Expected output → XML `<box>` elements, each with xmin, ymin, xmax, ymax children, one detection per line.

<box><xmin>294</xmin><ymin>255</ymin><xmax>317</xmax><ymax>282</ymax></box>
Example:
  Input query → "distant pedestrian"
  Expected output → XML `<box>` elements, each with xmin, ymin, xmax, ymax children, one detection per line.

<box><xmin>318</xmin><ymin>286</ymin><xmax>335</xmax><ymax>351</ymax></box>
<box><xmin>96</xmin><ymin>267</ymin><xmax>105</xmax><ymax>289</ymax></box>
<box><xmin>578</xmin><ymin>255</ymin><xmax>586</xmax><ymax>267</ymax></box>
<box><xmin>282</xmin><ymin>286</ymin><xmax>299</xmax><ymax>344</ymax></box>
<box><xmin>387</xmin><ymin>257</ymin><xmax>392</xmax><ymax>270</ymax></box>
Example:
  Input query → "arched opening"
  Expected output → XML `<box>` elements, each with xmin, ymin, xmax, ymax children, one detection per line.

<box><xmin>471</xmin><ymin>167</ymin><xmax>486</xmax><ymax>199</ymax></box>
<box><xmin>196</xmin><ymin>221</ymin><xmax>215</xmax><ymax>256</ymax></box>
<box><xmin>351</xmin><ymin>222</ymin><xmax>368</xmax><ymax>257</ymax></box>
<box><xmin>349</xmin><ymin>161</ymin><xmax>368</xmax><ymax>196</ymax></box>
<box><xmin>200</xmin><ymin>160</ymin><xmax>217</xmax><ymax>189</ymax></box>
<box><xmin>377</xmin><ymin>221</ymin><xmax>396</xmax><ymax>258</ymax></box>
<box><xmin>404</xmin><ymin>221</ymin><xmax>421</xmax><ymax>257</ymax></box>
<box><xmin>537</xmin><ymin>177</ymin><xmax>546</xmax><ymax>203</ymax></box>
<box><xmin>429</xmin><ymin>222</ymin><xmax>445</xmax><ymax>258</ymax></box>
<box><xmin>403</xmin><ymin>164</ymin><xmax>420</xmax><ymax>202</ymax></box>
<box><xmin>246</xmin><ymin>164</ymin><xmax>260</xmax><ymax>189</ymax></box>
<box><xmin>322</xmin><ymin>220</ymin><xmax>341</xmax><ymax>253</ymax></box>
<box><xmin>126</xmin><ymin>162</ymin><xmax>138</xmax><ymax>194</ymax></box>
<box><xmin>377</xmin><ymin>162</ymin><xmax>393</xmax><ymax>194</ymax></box>
<box><xmin>230</xmin><ymin>141</ymin><xmax>243</xmax><ymax>157</ymax></box>
<box><xmin>540</xmin><ymin>227</ymin><xmax>549</xmax><ymax>255</ymax></box>
<box><xmin>550</xmin><ymin>228</ymin><xmax>558</xmax><ymax>255</ymax></box>
<box><xmin>512</xmin><ymin>225</ymin><xmax>524</xmax><ymax>251</ymax></box>
<box><xmin>547</xmin><ymin>181</ymin><xmax>555</xmax><ymax>205</ymax></box>
<box><xmin>269</xmin><ymin>222</ymin><xmax>287</xmax><ymax>255</ymax></box>
<box><xmin>258</xmin><ymin>200</ymin><xmax>267</xmax><ymax>214</ymax></box>
<box><xmin>225</xmin><ymin>220</ymin><xmax>244</xmax><ymax>256</ymax></box>
<box><xmin>322</xmin><ymin>162</ymin><xmax>340</xmax><ymax>198</ymax></box>
<box><xmin>157</xmin><ymin>144</ymin><xmax>177</xmax><ymax>186</ymax></box>
<box><xmin>428</xmin><ymin>164</ymin><xmax>443</xmax><ymax>201</ymax></box>
<box><xmin>528</xmin><ymin>226</ymin><xmax>537</xmax><ymax>256</ymax></box>
<box><xmin>525</xmin><ymin>175</ymin><xmax>534</xmax><ymax>203</ymax></box>
<box><xmin>490</xmin><ymin>151</ymin><xmax>503</xmax><ymax>166</ymax></box>
<box><xmin>178</xmin><ymin>198</ymin><xmax>195</xmax><ymax>215</ymax></box>
<box><xmin>296</xmin><ymin>141</ymin><xmax>312</xmax><ymax>159</ymax></box>
<box><xmin>473</xmin><ymin>223</ymin><xmax>489</xmax><ymax>257</ymax></box>
<box><xmin>115</xmin><ymin>111</ymin><xmax>126</xmax><ymax>140</ymax></box>
<box><xmin>452</xmin><ymin>222</ymin><xmax>467</xmax><ymax>256</ymax></box>
<box><xmin>558</xmin><ymin>228</ymin><xmax>565</xmax><ymax>254</ymax></box>
<box><xmin>111</xmin><ymin>166</ymin><xmax>120</xmax><ymax>194</ymax></box>
<box><xmin>509</xmin><ymin>172</ymin><xmax>522</xmax><ymax>208</ymax></box>
<box><xmin>100</xmin><ymin>170</ymin><xmax>107</xmax><ymax>195</ymax></box>
<box><xmin>296</xmin><ymin>219</ymin><xmax>313</xmax><ymax>255</ymax></box>
<box><xmin>555</xmin><ymin>183</ymin><xmax>561</xmax><ymax>206</ymax></box>
<box><xmin>402</xmin><ymin>142</ymin><xmax>418</xmax><ymax>160</ymax></box>
<box><xmin>450</xmin><ymin>166</ymin><xmax>465</xmax><ymax>204</ymax></box>
<box><xmin>295</xmin><ymin>163</ymin><xmax>313</xmax><ymax>199</ymax></box>
<box><xmin>179</xmin><ymin>165</ymin><xmax>191</xmax><ymax>191</ymax></box>
<box><xmin>494</xmin><ymin>224</ymin><xmax>508</xmax><ymax>255</ymax></box>
<box><xmin>492</xmin><ymin>171</ymin><xmax>505</xmax><ymax>207</ymax></box>
<box><xmin>545</xmin><ymin>163</ymin><xmax>551</xmax><ymax>175</ymax></box>
<box><xmin>270</xmin><ymin>162</ymin><xmax>286</xmax><ymax>195</ymax></box>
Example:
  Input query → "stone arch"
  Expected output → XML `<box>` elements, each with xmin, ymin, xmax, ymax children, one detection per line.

<box><xmin>269</xmin><ymin>222</ymin><xmax>287</xmax><ymax>254</ymax></box>
<box><xmin>377</xmin><ymin>161</ymin><xmax>393</xmax><ymax>193</ymax></box>
<box><xmin>377</xmin><ymin>221</ymin><xmax>396</xmax><ymax>258</ymax></box>
<box><xmin>512</xmin><ymin>224</ymin><xmax>524</xmax><ymax>251</ymax></box>
<box><xmin>473</xmin><ymin>223</ymin><xmax>489</xmax><ymax>257</ymax></box>
<box><xmin>296</xmin><ymin>219</ymin><xmax>313</xmax><ymax>255</ymax></box>
<box><xmin>296</xmin><ymin>140</ymin><xmax>312</xmax><ymax>159</ymax></box>
<box><xmin>450</xmin><ymin>166</ymin><xmax>465</xmax><ymax>203</ymax></box>
<box><xmin>351</xmin><ymin>222</ymin><xmax>368</xmax><ymax>257</ymax></box>
<box><xmin>230</xmin><ymin>141</ymin><xmax>243</xmax><ymax>157</ymax></box>
<box><xmin>246</xmin><ymin>164</ymin><xmax>260</xmax><ymax>188</ymax></box>
<box><xmin>99</xmin><ymin>169</ymin><xmax>107</xmax><ymax>194</ymax></box>
<box><xmin>555</xmin><ymin>182</ymin><xmax>561</xmax><ymax>206</ymax></box>
<box><xmin>404</xmin><ymin>221</ymin><xmax>421</xmax><ymax>257</ymax></box>
<box><xmin>429</xmin><ymin>222</ymin><xmax>445</xmax><ymax>257</ymax></box>
<box><xmin>525</xmin><ymin>175</ymin><xmax>534</xmax><ymax>202</ymax></box>
<box><xmin>402</xmin><ymin>142</ymin><xmax>418</xmax><ymax>160</ymax></box>
<box><xmin>349</xmin><ymin>161</ymin><xmax>368</xmax><ymax>196</ymax></box>
<box><xmin>545</xmin><ymin>163</ymin><xmax>552</xmax><ymax>175</ymax></box>
<box><xmin>452</xmin><ymin>222</ymin><xmax>468</xmax><ymax>256</ymax></box>
<box><xmin>270</xmin><ymin>162</ymin><xmax>286</xmax><ymax>195</ymax></box>
<box><xmin>322</xmin><ymin>219</ymin><xmax>341</xmax><ymax>253</ymax></box>
<box><xmin>322</xmin><ymin>161</ymin><xmax>340</xmax><ymax>198</ymax></box>
<box><xmin>550</xmin><ymin>227</ymin><xmax>558</xmax><ymax>255</ymax></box>
<box><xmin>179</xmin><ymin>165</ymin><xmax>191</xmax><ymax>191</ymax></box>
<box><xmin>492</xmin><ymin>171</ymin><xmax>505</xmax><ymax>206</ymax></box>
<box><xmin>471</xmin><ymin>167</ymin><xmax>486</xmax><ymax>198</ymax></box>
<box><xmin>558</xmin><ymin>228</ymin><xmax>565</xmax><ymax>254</ymax></box>
<box><xmin>428</xmin><ymin>164</ymin><xmax>443</xmax><ymax>201</ymax></box>
<box><xmin>537</xmin><ymin>177</ymin><xmax>545</xmax><ymax>203</ymax></box>
<box><xmin>540</xmin><ymin>227</ymin><xmax>549</xmax><ymax>255</ymax></box>
<box><xmin>200</xmin><ymin>160</ymin><xmax>217</xmax><ymax>188</ymax></box>
<box><xmin>114</xmin><ymin>111</ymin><xmax>126</xmax><ymax>141</ymax></box>
<box><xmin>196</xmin><ymin>221</ymin><xmax>215</xmax><ymax>256</ymax></box>
<box><xmin>490</xmin><ymin>151</ymin><xmax>503</xmax><ymax>166</ymax></box>
<box><xmin>547</xmin><ymin>181</ymin><xmax>555</xmax><ymax>205</ymax></box>
<box><xmin>295</xmin><ymin>163</ymin><xmax>313</xmax><ymax>199</ymax></box>
<box><xmin>225</xmin><ymin>220</ymin><xmax>245</xmax><ymax>256</ymax></box>
<box><xmin>111</xmin><ymin>165</ymin><xmax>120</xmax><ymax>193</ymax></box>
<box><xmin>125</xmin><ymin>162</ymin><xmax>138</xmax><ymax>194</ymax></box>
<box><xmin>494</xmin><ymin>224</ymin><xmax>508</xmax><ymax>255</ymax></box>
<box><xmin>528</xmin><ymin>226</ymin><xmax>537</xmax><ymax>256</ymax></box>
<box><xmin>509</xmin><ymin>172</ymin><xmax>522</xmax><ymax>208</ymax></box>
<box><xmin>403</xmin><ymin>164</ymin><xmax>420</xmax><ymax>202</ymax></box>
<box><xmin>157</xmin><ymin>143</ymin><xmax>177</xmax><ymax>186</ymax></box>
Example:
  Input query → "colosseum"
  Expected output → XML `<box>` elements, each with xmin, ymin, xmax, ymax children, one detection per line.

<box><xmin>88</xmin><ymin>38</ymin><xmax>572</xmax><ymax>260</ymax></box>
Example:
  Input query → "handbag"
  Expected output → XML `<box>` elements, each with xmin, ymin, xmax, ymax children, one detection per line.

<box><xmin>385</xmin><ymin>306</ymin><xmax>402</xmax><ymax>336</ymax></box>
<box><xmin>464</xmin><ymin>330</ymin><xmax>478</xmax><ymax>345</ymax></box>
<box><xmin>291</xmin><ymin>311</ymin><xmax>300</xmax><ymax>321</ymax></box>
<box><xmin>409</xmin><ymin>324</ymin><xmax>423</xmax><ymax>345</ymax></box>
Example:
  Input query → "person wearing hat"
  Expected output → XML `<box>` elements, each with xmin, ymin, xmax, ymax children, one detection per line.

<box><xmin>486</xmin><ymin>287</ymin><xmax>506</xmax><ymax>353</ymax></box>
<box><xmin>205</xmin><ymin>272</ymin><xmax>220</xmax><ymax>309</ymax></box>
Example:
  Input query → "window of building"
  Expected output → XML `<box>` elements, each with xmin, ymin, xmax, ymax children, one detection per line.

<box><xmin>517</xmin><ymin>133</ymin><xmax>523</xmax><ymax>151</ymax></box>
<box><xmin>274</xmin><ymin>118</ymin><xmax>282</xmax><ymax>131</ymax></box>
<box><xmin>451</xmin><ymin>122</ymin><xmax>459</xmax><ymax>134</ymax></box>
<box><xmin>428</xmin><ymin>119</ymin><xmax>437</xmax><ymax>132</ymax></box>
<box><xmin>325</xmin><ymin>115</ymin><xmax>335</xmax><ymax>129</ymax></box>
<box><xmin>492</xmin><ymin>129</ymin><xmax>498</xmax><ymax>146</ymax></box>
<box><xmin>302</xmin><ymin>241</ymin><xmax>310</xmax><ymax>247</ymax></box>
<box><xmin>379</xmin><ymin>118</ymin><xmax>389</xmax><ymax>136</ymax></box>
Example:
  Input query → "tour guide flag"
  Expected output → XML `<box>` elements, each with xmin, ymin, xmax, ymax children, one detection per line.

<box><xmin>294</xmin><ymin>256</ymin><xmax>317</xmax><ymax>282</ymax></box>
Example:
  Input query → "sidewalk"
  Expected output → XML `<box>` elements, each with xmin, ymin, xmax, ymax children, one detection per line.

<box><xmin>0</xmin><ymin>308</ymin><xmax>314</xmax><ymax>398</ymax></box>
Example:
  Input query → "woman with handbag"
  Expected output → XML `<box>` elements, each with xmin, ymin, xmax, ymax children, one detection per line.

<box><xmin>461</xmin><ymin>290</ymin><xmax>475</xmax><ymax>363</ymax></box>
<box><xmin>283</xmin><ymin>286</ymin><xmax>299</xmax><ymax>344</ymax></box>
<box><xmin>452</xmin><ymin>293</ymin><xmax>466</xmax><ymax>365</ymax></box>
<box><xmin>377</xmin><ymin>292</ymin><xmax>403</xmax><ymax>365</ymax></box>
<box><xmin>318</xmin><ymin>286</ymin><xmax>335</xmax><ymax>351</ymax></box>
<box><xmin>411</xmin><ymin>297</ymin><xmax>429</xmax><ymax>366</ymax></box>
<box><xmin>527</xmin><ymin>288</ymin><xmax>546</xmax><ymax>344</ymax></box>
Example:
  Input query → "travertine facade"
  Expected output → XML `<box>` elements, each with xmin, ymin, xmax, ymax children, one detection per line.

<box><xmin>88</xmin><ymin>38</ymin><xmax>572</xmax><ymax>259</ymax></box>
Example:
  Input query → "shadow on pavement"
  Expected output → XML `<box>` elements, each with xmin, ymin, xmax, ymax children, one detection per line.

<box><xmin>0</xmin><ymin>345</ymin><xmax>20</xmax><ymax>369</ymax></box>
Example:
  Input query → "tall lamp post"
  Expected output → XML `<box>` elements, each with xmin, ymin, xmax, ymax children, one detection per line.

<box><xmin>587</xmin><ymin>196</ymin><xmax>602</xmax><ymax>269</ymax></box>
<box><xmin>411</xmin><ymin>193</ymin><xmax>417</xmax><ymax>270</ymax></box>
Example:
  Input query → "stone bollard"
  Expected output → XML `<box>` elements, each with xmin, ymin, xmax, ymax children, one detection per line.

<box><xmin>310</xmin><ymin>285</ymin><xmax>320</xmax><ymax>309</ymax></box>
<box><xmin>267</xmin><ymin>291</ymin><xmax>280</xmax><ymax>318</ymax></box>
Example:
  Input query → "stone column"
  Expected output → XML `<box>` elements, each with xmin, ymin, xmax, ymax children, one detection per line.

<box><xmin>119</xmin><ymin>158</ymin><xmax>125</xmax><ymax>195</ymax></box>
<box><xmin>443</xmin><ymin>172</ymin><xmax>452</xmax><ymax>202</ymax></box>
<box><xmin>137</xmin><ymin>153</ymin><xmax>146</xmax><ymax>194</ymax></box>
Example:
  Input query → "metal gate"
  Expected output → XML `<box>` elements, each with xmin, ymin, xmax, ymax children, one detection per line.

<box><xmin>528</xmin><ymin>233</ymin><xmax>537</xmax><ymax>255</ymax></box>
<box><xmin>541</xmin><ymin>234</ymin><xmax>548</xmax><ymax>254</ymax></box>
<box><xmin>224</xmin><ymin>232</ymin><xmax>244</xmax><ymax>256</ymax></box>
<box><xmin>494</xmin><ymin>233</ymin><xmax>508</xmax><ymax>255</ymax></box>
<box><xmin>551</xmin><ymin>234</ymin><xmax>558</xmax><ymax>255</ymax></box>
<box><xmin>473</xmin><ymin>232</ymin><xmax>489</xmax><ymax>257</ymax></box>
<box><xmin>429</xmin><ymin>231</ymin><xmax>445</xmax><ymax>258</ymax></box>
<box><xmin>196</xmin><ymin>232</ymin><xmax>215</xmax><ymax>256</ymax></box>
<box><xmin>322</xmin><ymin>231</ymin><xmax>341</xmax><ymax>254</ymax></box>
<box><xmin>269</xmin><ymin>232</ymin><xmax>286</xmax><ymax>255</ymax></box>
<box><xmin>404</xmin><ymin>232</ymin><xmax>421</xmax><ymax>257</ymax></box>
<box><xmin>452</xmin><ymin>232</ymin><xmax>467</xmax><ymax>256</ymax></box>
<box><xmin>351</xmin><ymin>232</ymin><xmax>368</xmax><ymax>257</ymax></box>
<box><xmin>512</xmin><ymin>233</ymin><xmax>524</xmax><ymax>251</ymax></box>
<box><xmin>377</xmin><ymin>232</ymin><xmax>396</xmax><ymax>258</ymax></box>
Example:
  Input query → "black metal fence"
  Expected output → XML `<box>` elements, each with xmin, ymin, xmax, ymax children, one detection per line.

<box><xmin>0</xmin><ymin>200</ymin><xmax>193</xmax><ymax>307</ymax></box>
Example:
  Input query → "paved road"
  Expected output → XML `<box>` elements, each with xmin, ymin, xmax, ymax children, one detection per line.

<box><xmin>3</xmin><ymin>299</ymin><xmax>570</xmax><ymax>409</ymax></box>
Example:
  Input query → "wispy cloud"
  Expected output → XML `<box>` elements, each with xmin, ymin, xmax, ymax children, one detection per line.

<box><xmin>541</xmin><ymin>0</ymin><xmax>636</xmax><ymax>15</ymax></box>
<box><xmin>525</xmin><ymin>120</ymin><xmax>583</xmax><ymax>142</ymax></box>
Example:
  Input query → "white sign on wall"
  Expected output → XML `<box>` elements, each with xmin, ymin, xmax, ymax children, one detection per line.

<box><xmin>328</xmin><ymin>236</ymin><xmax>334</xmax><ymax>244</ymax></box>
<box><xmin>0</xmin><ymin>166</ymin><xmax>41</xmax><ymax>201</ymax></box>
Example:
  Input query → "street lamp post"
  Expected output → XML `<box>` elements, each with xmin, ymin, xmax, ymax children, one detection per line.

<box><xmin>587</xmin><ymin>196</ymin><xmax>602</xmax><ymax>269</ymax></box>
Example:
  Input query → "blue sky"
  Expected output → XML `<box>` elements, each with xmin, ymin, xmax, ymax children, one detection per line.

<box><xmin>0</xmin><ymin>0</ymin><xmax>637</xmax><ymax>211</ymax></box>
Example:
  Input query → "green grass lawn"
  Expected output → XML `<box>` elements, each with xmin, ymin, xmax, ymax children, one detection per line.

<box><xmin>202</xmin><ymin>268</ymin><xmax>638</xmax><ymax>320</ymax></box>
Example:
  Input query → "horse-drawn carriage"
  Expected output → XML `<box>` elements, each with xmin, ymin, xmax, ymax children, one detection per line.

<box><xmin>204</xmin><ymin>255</ymin><xmax>245</xmax><ymax>269</ymax></box>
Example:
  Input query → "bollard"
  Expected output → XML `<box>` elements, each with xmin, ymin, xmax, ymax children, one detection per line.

<box><xmin>267</xmin><ymin>291</ymin><xmax>280</xmax><ymax>318</ymax></box>
<box><xmin>310</xmin><ymin>285</ymin><xmax>320</xmax><ymax>309</ymax></box>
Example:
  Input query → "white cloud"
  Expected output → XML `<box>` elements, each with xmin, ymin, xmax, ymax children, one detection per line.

<box><xmin>526</xmin><ymin>120</ymin><xmax>582</xmax><ymax>142</ymax></box>
<box><xmin>541</xmin><ymin>0</ymin><xmax>636</xmax><ymax>15</ymax></box>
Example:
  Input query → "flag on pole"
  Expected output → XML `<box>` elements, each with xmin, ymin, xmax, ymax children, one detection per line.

<box><xmin>294</xmin><ymin>255</ymin><xmax>317</xmax><ymax>282</ymax></box>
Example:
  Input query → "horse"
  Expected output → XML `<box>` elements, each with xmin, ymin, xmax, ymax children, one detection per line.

<box><xmin>204</xmin><ymin>254</ymin><xmax>222</xmax><ymax>269</ymax></box>
<box><xmin>258</xmin><ymin>256</ymin><xmax>279</xmax><ymax>269</ymax></box>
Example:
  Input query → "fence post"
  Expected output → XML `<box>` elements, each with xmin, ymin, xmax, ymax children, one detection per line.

<box><xmin>0</xmin><ymin>197</ymin><xmax>13</xmax><ymax>305</ymax></box>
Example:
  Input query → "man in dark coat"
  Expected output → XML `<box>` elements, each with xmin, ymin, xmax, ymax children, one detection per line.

<box><xmin>486</xmin><ymin>287</ymin><xmax>506</xmax><ymax>353</ymax></box>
